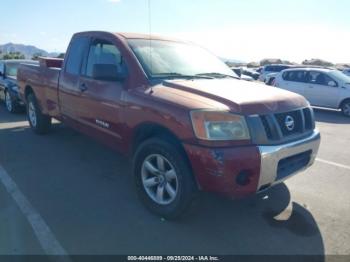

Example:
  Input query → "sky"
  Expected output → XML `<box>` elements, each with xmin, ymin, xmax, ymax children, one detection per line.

<box><xmin>0</xmin><ymin>0</ymin><xmax>349</xmax><ymax>63</ymax></box>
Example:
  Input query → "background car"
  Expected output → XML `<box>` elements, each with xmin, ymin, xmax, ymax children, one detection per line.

<box><xmin>0</xmin><ymin>59</ymin><xmax>38</xmax><ymax>113</ymax></box>
<box><xmin>264</xmin><ymin>73</ymin><xmax>278</xmax><ymax>85</ymax></box>
<box><xmin>258</xmin><ymin>64</ymin><xmax>292</xmax><ymax>82</ymax></box>
<box><xmin>343</xmin><ymin>68</ymin><xmax>350</xmax><ymax>76</ymax></box>
<box><xmin>230</xmin><ymin>67</ymin><xmax>254</xmax><ymax>81</ymax></box>
<box><xmin>240</xmin><ymin>67</ymin><xmax>260</xmax><ymax>80</ymax></box>
<box><xmin>274</xmin><ymin>68</ymin><xmax>350</xmax><ymax>116</ymax></box>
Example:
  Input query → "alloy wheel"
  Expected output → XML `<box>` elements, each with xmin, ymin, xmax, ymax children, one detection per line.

<box><xmin>28</xmin><ymin>101</ymin><xmax>37</xmax><ymax>127</ymax></box>
<box><xmin>141</xmin><ymin>154</ymin><xmax>178</xmax><ymax>205</ymax></box>
<box><xmin>343</xmin><ymin>102</ymin><xmax>350</xmax><ymax>116</ymax></box>
<box><xmin>5</xmin><ymin>92</ymin><xmax>13</xmax><ymax>112</ymax></box>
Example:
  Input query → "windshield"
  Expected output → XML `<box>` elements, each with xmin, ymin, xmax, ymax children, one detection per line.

<box><xmin>329</xmin><ymin>70</ymin><xmax>350</xmax><ymax>83</ymax></box>
<box><xmin>6</xmin><ymin>63</ymin><xmax>19</xmax><ymax>78</ymax></box>
<box><xmin>128</xmin><ymin>39</ymin><xmax>237</xmax><ymax>79</ymax></box>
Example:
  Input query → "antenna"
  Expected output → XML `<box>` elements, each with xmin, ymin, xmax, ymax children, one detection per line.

<box><xmin>148</xmin><ymin>0</ymin><xmax>153</xmax><ymax>74</ymax></box>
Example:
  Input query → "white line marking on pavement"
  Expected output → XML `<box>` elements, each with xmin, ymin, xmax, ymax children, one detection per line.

<box><xmin>316</xmin><ymin>158</ymin><xmax>350</xmax><ymax>171</ymax></box>
<box><xmin>0</xmin><ymin>165</ymin><xmax>68</xmax><ymax>255</ymax></box>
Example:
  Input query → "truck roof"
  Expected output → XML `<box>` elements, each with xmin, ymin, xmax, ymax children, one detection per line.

<box><xmin>73</xmin><ymin>31</ymin><xmax>184</xmax><ymax>42</ymax></box>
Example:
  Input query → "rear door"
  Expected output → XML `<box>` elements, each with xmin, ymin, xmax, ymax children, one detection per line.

<box><xmin>76</xmin><ymin>37</ymin><xmax>127</xmax><ymax>147</ymax></box>
<box><xmin>59</xmin><ymin>36</ymin><xmax>90</xmax><ymax>124</ymax></box>
<box><xmin>278</xmin><ymin>70</ymin><xmax>307</xmax><ymax>96</ymax></box>
<box><xmin>304</xmin><ymin>71</ymin><xmax>339</xmax><ymax>108</ymax></box>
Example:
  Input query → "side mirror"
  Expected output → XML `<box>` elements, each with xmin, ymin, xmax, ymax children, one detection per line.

<box><xmin>92</xmin><ymin>64</ymin><xmax>127</xmax><ymax>81</ymax></box>
<box><xmin>328</xmin><ymin>80</ymin><xmax>337</xmax><ymax>87</ymax></box>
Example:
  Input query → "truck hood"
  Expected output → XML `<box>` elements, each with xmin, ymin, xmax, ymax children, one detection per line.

<box><xmin>160</xmin><ymin>78</ymin><xmax>308</xmax><ymax>115</ymax></box>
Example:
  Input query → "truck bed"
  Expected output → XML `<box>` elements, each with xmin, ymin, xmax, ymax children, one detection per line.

<box><xmin>18</xmin><ymin>58</ymin><xmax>63</xmax><ymax>116</ymax></box>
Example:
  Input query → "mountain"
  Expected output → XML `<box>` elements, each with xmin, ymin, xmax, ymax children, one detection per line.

<box><xmin>0</xmin><ymin>43</ymin><xmax>59</xmax><ymax>59</ymax></box>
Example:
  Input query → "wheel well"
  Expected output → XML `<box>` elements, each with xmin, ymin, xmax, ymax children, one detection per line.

<box><xmin>24</xmin><ymin>85</ymin><xmax>34</xmax><ymax>101</ymax></box>
<box><xmin>339</xmin><ymin>98</ymin><xmax>350</xmax><ymax>109</ymax></box>
<box><xmin>131</xmin><ymin>123</ymin><xmax>199</xmax><ymax>188</ymax></box>
<box><xmin>132</xmin><ymin>123</ymin><xmax>182</xmax><ymax>154</ymax></box>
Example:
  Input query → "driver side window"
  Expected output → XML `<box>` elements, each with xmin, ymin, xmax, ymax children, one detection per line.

<box><xmin>308</xmin><ymin>72</ymin><xmax>337</xmax><ymax>87</ymax></box>
<box><xmin>85</xmin><ymin>39</ymin><xmax>122</xmax><ymax>78</ymax></box>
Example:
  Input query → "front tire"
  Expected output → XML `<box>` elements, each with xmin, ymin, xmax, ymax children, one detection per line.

<box><xmin>26</xmin><ymin>93</ymin><xmax>52</xmax><ymax>134</ymax></box>
<box><xmin>4</xmin><ymin>90</ymin><xmax>20</xmax><ymax>113</ymax></box>
<box><xmin>133</xmin><ymin>138</ymin><xmax>197</xmax><ymax>219</ymax></box>
<box><xmin>341</xmin><ymin>99</ymin><xmax>350</xmax><ymax>117</ymax></box>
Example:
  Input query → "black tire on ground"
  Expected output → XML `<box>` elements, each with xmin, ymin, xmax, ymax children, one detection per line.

<box><xmin>26</xmin><ymin>93</ymin><xmax>52</xmax><ymax>134</ymax></box>
<box><xmin>267</xmin><ymin>77</ymin><xmax>275</xmax><ymax>86</ymax></box>
<box><xmin>340</xmin><ymin>99</ymin><xmax>350</xmax><ymax>117</ymax></box>
<box><xmin>133</xmin><ymin>138</ymin><xmax>197</xmax><ymax>219</ymax></box>
<box><xmin>4</xmin><ymin>90</ymin><xmax>21</xmax><ymax>113</ymax></box>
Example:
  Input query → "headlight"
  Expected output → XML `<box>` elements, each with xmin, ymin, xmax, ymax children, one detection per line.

<box><xmin>190</xmin><ymin>110</ymin><xmax>250</xmax><ymax>141</ymax></box>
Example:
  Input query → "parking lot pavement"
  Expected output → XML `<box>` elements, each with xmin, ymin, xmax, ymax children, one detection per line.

<box><xmin>0</xmin><ymin>182</ymin><xmax>43</xmax><ymax>254</ymax></box>
<box><xmin>0</xmin><ymin>105</ymin><xmax>349</xmax><ymax>256</ymax></box>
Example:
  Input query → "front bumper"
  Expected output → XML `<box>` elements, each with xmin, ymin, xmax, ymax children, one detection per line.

<box><xmin>184</xmin><ymin>130</ymin><xmax>320</xmax><ymax>198</ymax></box>
<box><xmin>257</xmin><ymin>130</ymin><xmax>320</xmax><ymax>191</ymax></box>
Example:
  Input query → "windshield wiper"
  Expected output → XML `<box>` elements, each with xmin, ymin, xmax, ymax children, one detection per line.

<box><xmin>195</xmin><ymin>72</ymin><xmax>239</xmax><ymax>79</ymax></box>
<box><xmin>152</xmin><ymin>72</ymin><xmax>214</xmax><ymax>79</ymax></box>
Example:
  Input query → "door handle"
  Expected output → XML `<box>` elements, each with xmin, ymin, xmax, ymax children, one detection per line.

<box><xmin>79</xmin><ymin>83</ymin><xmax>88</xmax><ymax>92</ymax></box>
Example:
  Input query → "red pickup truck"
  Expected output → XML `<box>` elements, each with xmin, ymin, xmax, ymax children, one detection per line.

<box><xmin>18</xmin><ymin>31</ymin><xmax>320</xmax><ymax>219</ymax></box>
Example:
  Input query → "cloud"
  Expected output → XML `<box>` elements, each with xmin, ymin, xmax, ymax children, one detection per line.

<box><xmin>108</xmin><ymin>0</ymin><xmax>121</xmax><ymax>3</ymax></box>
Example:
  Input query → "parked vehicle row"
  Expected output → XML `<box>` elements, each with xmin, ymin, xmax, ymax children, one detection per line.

<box><xmin>274</xmin><ymin>68</ymin><xmax>350</xmax><ymax>116</ymax></box>
<box><xmin>0</xmin><ymin>60</ymin><xmax>38</xmax><ymax>113</ymax></box>
<box><xmin>15</xmin><ymin>31</ymin><xmax>320</xmax><ymax>219</ymax></box>
<box><xmin>230</xmin><ymin>67</ymin><xmax>254</xmax><ymax>81</ymax></box>
<box><xmin>258</xmin><ymin>64</ymin><xmax>292</xmax><ymax>83</ymax></box>
<box><xmin>343</xmin><ymin>68</ymin><xmax>350</xmax><ymax>77</ymax></box>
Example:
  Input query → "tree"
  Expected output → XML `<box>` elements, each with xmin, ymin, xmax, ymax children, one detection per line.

<box><xmin>302</xmin><ymin>59</ymin><xmax>334</xmax><ymax>67</ymax></box>
<box><xmin>260</xmin><ymin>58</ymin><xmax>283</xmax><ymax>66</ymax></box>
<box><xmin>2</xmin><ymin>52</ymin><xmax>25</xmax><ymax>60</ymax></box>
<box><xmin>32</xmin><ymin>52</ymin><xmax>43</xmax><ymax>60</ymax></box>
<box><xmin>56</xmin><ymin>53</ymin><xmax>65</xmax><ymax>59</ymax></box>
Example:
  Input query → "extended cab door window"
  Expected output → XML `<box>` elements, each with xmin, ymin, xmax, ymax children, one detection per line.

<box><xmin>65</xmin><ymin>36</ymin><xmax>90</xmax><ymax>75</ymax></box>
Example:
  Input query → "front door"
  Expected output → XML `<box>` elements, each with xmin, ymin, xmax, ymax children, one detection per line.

<box><xmin>76</xmin><ymin>37</ymin><xmax>127</xmax><ymax>147</ymax></box>
<box><xmin>304</xmin><ymin>71</ymin><xmax>340</xmax><ymax>108</ymax></box>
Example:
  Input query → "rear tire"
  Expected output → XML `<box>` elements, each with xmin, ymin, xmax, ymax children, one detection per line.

<box><xmin>133</xmin><ymin>138</ymin><xmax>197</xmax><ymax>219</ymax></box>
<box><xmin>26</xmin><ymin>93</ymin><xmax>52</xmax><ymax>134</ymax></box>
<box><xmin>341</xmin><ymin>99</ymin><xmax>350</xmax><ymax>117</ymax></box>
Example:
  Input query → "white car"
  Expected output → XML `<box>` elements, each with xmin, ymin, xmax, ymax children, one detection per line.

<box><xmin>274</xmin><ymin>68</ymin><xmax>350</xmax><ymax>117</ymax></box>
<box><xmin>258</xmin><ymin>64</ymin><xmax>292</xmax><ymax>82</ymax></box>
<box><xmin>264</xmin><ymin>72</ymin><xmax>278</xmax><ymax>85</ymax></box>
<box><xmin>343</xmin><ymin>68</ymin><xmax>350</xmax><ymax>76</ymax></box>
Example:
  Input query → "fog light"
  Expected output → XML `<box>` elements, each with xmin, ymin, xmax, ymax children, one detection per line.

<box><xmin>236</xmin><ymin>170</ymin><xmax>251</xmax><ymax>186</ymax></box>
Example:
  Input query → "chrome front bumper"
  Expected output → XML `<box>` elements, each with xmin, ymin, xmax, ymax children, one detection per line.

<box><xmin>257</xmin><ymin>130</ymin><xmax>321</xmax><ymax>191</ymax></box>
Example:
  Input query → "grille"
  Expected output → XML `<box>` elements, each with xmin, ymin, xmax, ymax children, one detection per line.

<box><xmin>259</xmin><ymin>107</ymin><xmax>314</xmax><ymax>142</ymax></box>
<box><xmin>260</xmin><ymin>115</ymin><xmax>273</xmax><ymax>140</ymax></box>
<box><xmin>277</xmin><ymin>150</ymin><xmax>312</xmax><ymax>180</ymax></box>
<box><xmin>303</xmin><ymin>108</ymin><xmax>314</xmax><ymax>130</ymax></box>
<box><xmin>275</xmin><ymin>110</ymin><xmax>303</xmax><ymax>136</ymax></box>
